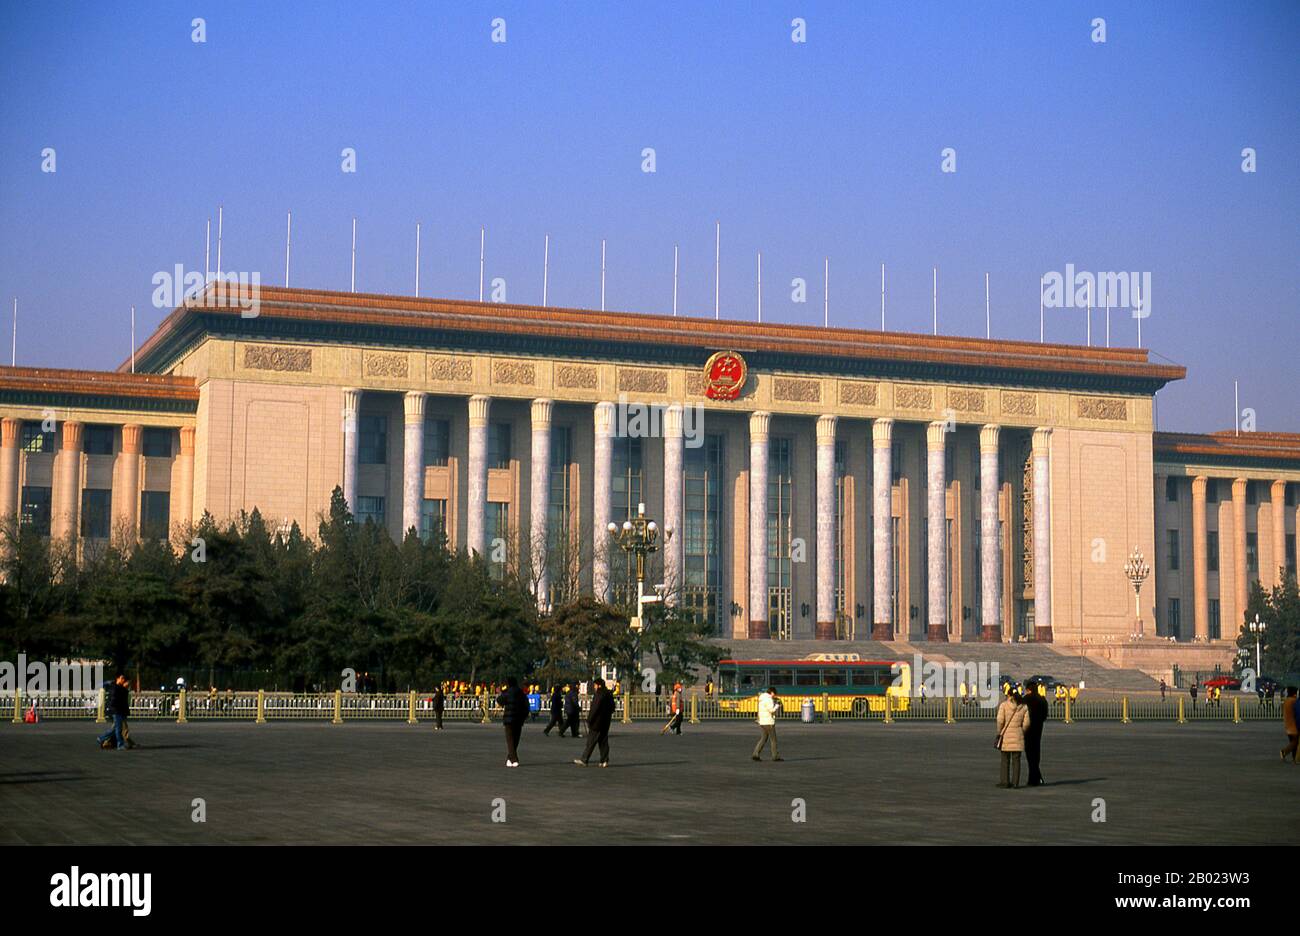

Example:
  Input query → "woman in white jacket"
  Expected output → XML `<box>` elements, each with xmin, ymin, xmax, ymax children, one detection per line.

<box><xmin>751</xmin><ymin>688</ymin><xmax>784</xmax><ymax>762</ymax></box>
<box><xmin>995</xmin><ymin>692</ymin><xmax>1030</xmax><ymax>788</ymax></box>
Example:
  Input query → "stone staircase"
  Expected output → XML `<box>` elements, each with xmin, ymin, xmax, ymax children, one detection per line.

<box><xmin>706</xmin><ymin>639</ymin><xmax>1160</xmax><ymax>691</ymax></box>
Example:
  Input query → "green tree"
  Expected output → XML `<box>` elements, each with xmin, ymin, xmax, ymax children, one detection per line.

<box><xmin>1237</xmin><ymin>576</ymin><xmax>1300</xmax><ymax>679</ymax></box>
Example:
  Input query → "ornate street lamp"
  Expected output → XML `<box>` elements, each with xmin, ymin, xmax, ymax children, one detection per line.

<box><xmin>1247</xmin><ymin>614</ymin><xmax>1267</xmax><ymax>676</ymax></box>
<box><xmin>1123</xmin><ymin>546</ymin><xmax>1150</xmax><ymax>639</ymax></box>
<box><xmin>608</xmin><ymin>502</ymin><xmax>672</xmax><ymax>632</ymax></box>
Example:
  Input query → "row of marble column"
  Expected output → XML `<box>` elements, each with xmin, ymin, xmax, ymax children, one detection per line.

<box><xmin>0</xmin><ymin>418</ymin><xmax>195</xmax><ymax>539</ymax></box>
<box><xmin>340</xmin><ymin>389</ymin><xmax>1057</xmax><ymax>640</ymax></box>
<box><xmin>1187</xmin><ymin>475</ymin><xmax>1293</xmax><ymax>640</ymax></box>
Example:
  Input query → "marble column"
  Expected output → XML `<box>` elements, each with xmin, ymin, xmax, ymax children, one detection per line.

<box><xmin>871</xmin><ymin>418</ymin><xmax>894</xmax><ymax>640</ymax></box>
<box><xmin>926</xmin><ymin>421</ymin><xmax>949</xmax><ymax>642</ymax></box>
<box><xmin>979</xmin><ymin>424</ymin><xmax>1001</xmax><ymax>642</ymax></box>
<box><xmin>1032</xmin><ymin>427</ymin><xmax>1053</xmax><ymax>642</ymax></box>
<box><xmin>341</xmin><ymin>389</ymin><xmax>361</xmax><ymax>511</ymax></box>
<box><xmin>592</xmin><ymin>401</ymin><xmax>614</xmax><ymax>602</ymax></box>
<box><xmin>0</xmin><ymin>417</ymin><xmax>20</xmax><ymax>523</ymax></box>
<box><xmin>748</xmin><ymin>411</ymin><xmax>771</xmax><ymax>639</ymax></box>
<box><xmin>815</xmin><ymin>414</ymin><xmax>838</xmax><ymax>640</ymax></box>
<box><xmin>117</xmin><ymin>424</ymin><xmax>142</xmax><ymax>543</ymax></box>
<box><xmin>176</xmin><ymin>426</ymin><xmax>196</xmax><ymax>530</ymax></box>
<box><xmin>1232</xmin><ymin>477</ymin><xmax>1248</xmax><ymax>631</ymax></box>
<box><xmin>467</xmin><ymin>394</ymin><xmax>491</xmax><ymax>558</ymax></box>
<box><xmin>55</xmin><ymin>421</ymin><xmax>83</xmax><ymax>541</ymax></box>
<box><xmin>402</xmin><ymin>392</ymin><xmax>427</xmax><ymax>538</ymax></box>
<box><xmin>530</xmin><ymin>398</ymin><xmax>553</xmax><ymax>608</ymax></box>
<box><xmin>1270</xmin><ymin>480</ymin><xmax>1287</xmax><ymax>590</ymax></box>
<box><xmin>1191</xmin><ymin>476</ymin><xmax>1209</xmax><ymax>641</ymax></box>
<box><xmin>662</xmin><ymin>403</ymin><xmax>684</xmax><ymax>604</ymax></box>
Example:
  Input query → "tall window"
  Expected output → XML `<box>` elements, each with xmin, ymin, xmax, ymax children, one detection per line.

<box><xmin>546</xmin><ymin>426</ymin><xmax>572</xmax><ymax>605</ymax></box>
<box><xmin>20</xmin><ymin>423</ymin><xmax>55</xmax><ymax>453</ymax></box>
<box><xmin>421</xmin><ymin>499</ymin><xmax>447</xmax><ymax>544</ymax></box>
<box><xmin>610</xmin><ymin>436</ymin><xmax>643</xmax><ymax>608</ymax></box>
<box><xmin>1207</xmin><ymin>531</ymin><xmax>1219</xmax><ymax>572</ymax></box>
<box><xmin>355</xmin><ymin>495</ymin><xmax>385</xmax><ymax>527</ymax></box>
<box><xmin>84</xmin><ymin>425</ymin><xmax>114</xmax><ymax>456</ymax></box>
<box><xmin>80</xmin><ymin>489</ymin><xmax>112</xmax><ymax>539</ymax></box>
<box><xmin>488</xmin><ymin>422</ymin><xmax>512</xmax><ymax>469</ymax></box>
<box><xmin>1208</xmin><ymin>599</ymin><xmax>1221</xmax><ymax>640</ymax></box>
<box><xmin>140</xmin><ymin>491</ymin><xmax>170</xmax><ymax>540</ymax></box>
<box><xmin>767</xmin><ymin>438</ymin><xmax>793</xmax><ymax>640</ymax></box>
<box><xmin>1207</xmin><ymin>479</ymin><xmax>1219</xmax><ymax>503</ymax></box>
<box><xmin>1166</xmin><ymin>477</ymin><xmax>1179</xmax><ymax>502</ymax></box>
<box><xmin>891</xmin><ymin>516</ymin><xmax>901</xmax><ymax>634</ymax></box>
<box><xmin>1246</xmin><ymin>481</ymin><xmax>1258</xmax><ymax>505</ymax></box>
<box><xmin>142</xmin><ymin>428</ymin><xmax>172</xmax><ymax>458</ymax></box>
<box><xmin>1167</xmin><ymin>598</ymin><xmax>1181</xmax><ymax>640</ymax></box>
<box><xmin>1167</xmin><ymin>529</ymin><xmax>1180</xmax><ymax>571</ymax></box>
<box><xmin>684</xmin><ymin>434</ymin><xmax>723</xmax><ymax>633</ymax></box>
<box><xmin>358</xmin><ymin>415</ymin><xmax>387</xmax><ymax>464</ymax></box>
<box><xmin>20</xmin><ymin>486</ymin><xmax>51</xmax><ymax>535</ymax></box>
<box><xmin>891</xmin><ymin>441</ymin><xmax>903</xmax><ymax>484</ymax></box>
<box><xmin>488</xmin><ymin>502</ymin><xmax>509</xmax><ymax>580</ymax></box>
<box><xmin>1286</xmin><ymin>483</ymin><xmax>1296</xmax><ymax>507</ymax></box>
<box><xmin>1288</xmin><ymin>533</ymin><xmax>1297</xmax><ymax>578</ymax></box>
<box><xmin>424</xmin><ymin>418</ymin><xmax>450</xmax><ymax>467</ymax></box>
<box><xmin>834</xmin><ymin>439</ymin><xmax>848</xmax><ymax>633</ymax></box>
<box><xmin>1246</xmin><ymin>532</ymin><xmax>1258</xmax><ymax>574</ymax></box>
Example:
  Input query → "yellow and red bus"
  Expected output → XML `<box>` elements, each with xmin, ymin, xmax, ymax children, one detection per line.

<box><xmin>716</xmin><ymin>655</ymin><xmax>911</xmax><ymax>715</ymax></box>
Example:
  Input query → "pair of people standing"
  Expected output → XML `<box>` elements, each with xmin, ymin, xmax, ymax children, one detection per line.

<box><xmin>996</xmin><ymin>684</ymin><xmax>1047</xmax><ymax>788</ymax></box>
<box><xmin>542</xmin><ymin>684</ymin><xmax>583</xmax><ymax>738</ymax></box>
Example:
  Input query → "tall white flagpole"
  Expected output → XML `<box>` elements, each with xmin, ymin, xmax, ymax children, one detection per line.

<box><xmin>714</xmin><ymin>221</ymin><xmax>720</xmax><ymax>320</ymax></box>
<box><xmin>10</xmin><ymin>298</ymin><xmax>16</xmax><ymax>367</ymax></box>
<box><xmin>130</xmin><ymin>306</ymin><xmax>136</xmax><ymax>373</ymax></box>
<box><xmin>1039</xmin><ymin>277</ymin><xmax>1045</xmax><ymax>343</ymax></box>
<box><xmin>672</xmin><ymin>245</ymin><xmax>679</xmax><ymax>317</ymax></box>
<box><xmin>543</xmin><ymin>234</ymin><xmax>549</xmax><ymax>306</ymax></box>
<box><xmin>985</xmin><ymin>272</ymin><xmax>990</xmax><ymax>339</ymax></box>
<box><xmin>479</xmin><ymin>227</ymin><xmax>486</xmax><ymax>302</ymax></box>
<box><xmin>216</xmin><ymin>205</ymin><xmax>223</xmax><ymax>277</ymax></box>
<box><xmin>932</xmin><ymin>266</ymin><xmax>938</xmax><ymax>336</ymax></box>
<box><xmin>350</xmin><ymin>218</ymin><xmax>357</xmax><ymax>293</ymax></box>
<box><xmin>880</xmin><ymin>262</ymin><xmax>886</xmax><ymax>330</ymax></box>
<box><xmin>1234</xmin><ymin>380</ymin><xmax>1239</xmax><ymax>435</ymax></box>
<box><xmin>757</xmin><ymin>251</ymin><xmax>762</xmax><ymax>322</ymax></box>
<box><xmin>285</xmin><ymin>210</ymin><xmax>292</xmax><ymax>287</ymax></box>
<box><xmin>600</xmin><ymin>239</ymin><xmax>606</xmax><ymax>311</ymax></box>
<box><xmin>1135</xmin><ymin>278</ymin><xmax>1143</xmax><ymax>347</ymax></box>
<box><xmin>823</xmin><ymin>257</ymin><xmax>829</xmax><ymax>328</ymax></box>
<box><xmin>415</xmin><ymin>223</ymin><xmax>421</xmax><ymax>297</ymax></box>
<box><xmin>205</xmin><ymin>220</ymin><xmax>211</xmax><ymax>281</ymax></box>
<box><xmin>1105</xmin><ymin>296</ymin><xmax>1111</xmax><ymax>348</ymax></box>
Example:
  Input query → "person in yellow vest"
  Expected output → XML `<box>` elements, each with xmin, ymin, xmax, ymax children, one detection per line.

<box><xmin>959</xmin><ymin>682</ymin><xmax>969</xmax><ymax>707</ymax></box>
<box><xmin>1068</xmin><ymin>685</ymin><xmax>1079</xmax><ymax>703</ymax></box>
<box><xmin>1037</xmin><ymin>682</ymin><xmax>1047</xmax><ymax>698</ymax></box>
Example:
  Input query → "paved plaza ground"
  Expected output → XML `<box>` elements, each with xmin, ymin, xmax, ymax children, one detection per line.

<box><xmin>1</xmin><ymin>719</ymin><xmax>1296</xmax><ymax>845</ymax></box>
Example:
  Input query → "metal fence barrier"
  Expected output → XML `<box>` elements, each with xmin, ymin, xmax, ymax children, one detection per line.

<box><xmin>7</xmin><ymin>688</ymin><xmax>1292</xmax><ymax>727</ymax></box>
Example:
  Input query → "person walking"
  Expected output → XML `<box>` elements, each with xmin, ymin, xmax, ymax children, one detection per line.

<box><xmin>751</xmin><ymin>686</ymin><xmax>783</xmax><ymax>762</ymax></box>
<box><xmin>96</xmin><ymin>674</ymin><xmax>130</xmax><ymax>752</ymax></box>
<box><xmin>1280</xmin><ymin>686</ymin><xmax>1299</xmax><ymax>764</ymax></box>
<box><xmin>562</xmin><ymin>683</ymin><xmax>581</xmax><ymax>738</ymax></box>
<box><xmin>661</xmin><ymin>682</ymin><xmax>685</xmax><ymax>736</ymax></box>
<box><xmin>574</xmin><ymin>677</ymin><xmax>614</xmax><ymax>767</ymax></box>
<box><xmin>431</xmin><ymin>685</ymin><xmax>445</xmax><ymax>731</ymax></box>
<box><xmin>995</xmin><ymin>690</ymin><xmax>1030</xmax><ymax>788</ymax></box>
<box><xmin>1189</xmin><ymin>683</ymin><xmax>1198</xmax><ymax>710</ymax></box>
<box><xmin>543</xmin><ymin>685</ymin><xmax>565</xmax><ymax>736</ymax></box>
<box><xmin>1159</xmin><ymin>677</ymin><xmax>1167</xmax><ymax>701</ymax></box>
<box><xmin>497</xmin><ymin>676</ymin><xmax>529</xmax><ymax>767</ymax></box>
<box><xmin>1023</xmin><ymin>680</ymin><xmax>1048</xmax><ymax>786</ymax></box>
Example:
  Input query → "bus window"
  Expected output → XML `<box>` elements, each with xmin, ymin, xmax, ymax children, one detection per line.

<box><xmin>851</xmin><ymin>669</ymin><xmax>877</xmax><ymax>687</ymax></box>
<box><xmin>739</xmin><ymin>669</ymin><xmax>765</xmax><ymax>689</ymax></box>
<box><xmin>795</xmin><ymin>668</ymin><xmax>821</xmax><ymax>687</ymax></box>
<box><xmin>822</xmin><ymin>668</ymin><xmax>847</xmax><ymax>686</ymax></box>
<box><xmin>768</xmin><ymin>669</ymin><xmax>793</xmax><ymax>687</ymax></box>
<box><xmin>721</xmin><ymin>670</ymin><xmax>739</xmax><ymax>694</ymax></box>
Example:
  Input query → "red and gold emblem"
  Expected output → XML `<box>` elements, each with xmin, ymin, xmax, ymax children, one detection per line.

<box><xmin>703</xmin><ymin>351</ymin><xmax>747</xmax><ymax>401</ymax></box>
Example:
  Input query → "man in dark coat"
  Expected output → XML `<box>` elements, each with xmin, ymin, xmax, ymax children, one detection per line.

<box><xmin>496</xmin><ymin>676</ymin><xmax>529</xmax><ymax>767</ymax></box>
<box><xmin>543</xmin><ymin>685</ymin><xmax>565</xmax><ymax>735</ymax></box>
<box><xmin>96</xmin><ymin>674</ymin><xmax>130</xmax><ymax>751</ymax></box>
<box><xmin>431</xmin><ymin>685</ymin><xmax>445</xmax><ymax>731</ymax></box>
<box><xmin>1023</xmin><ymin>679</ymin><xmax>1048</xmax><ymax>786</ymax></box>
<box><xmin>562</xmin><ymin>683</ymin><xmax>581</xmax><ymax>738</ymax></box>
<box><xmin>574</xmin><ymin>678</ymin><xmax>614</xmax><ymax>767</ymax></box>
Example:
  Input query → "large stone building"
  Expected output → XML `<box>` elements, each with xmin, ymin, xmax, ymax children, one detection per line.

<box><xmin>1</xmin><ymin>283</ymin><xmax>1296</xmax><ymax>676</ymax></box>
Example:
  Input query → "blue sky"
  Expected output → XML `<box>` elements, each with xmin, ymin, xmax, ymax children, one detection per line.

<box><xmin>1</xmin><ymin>1</ymin><xmax>1296</xmax><ymax>431</ymax></box>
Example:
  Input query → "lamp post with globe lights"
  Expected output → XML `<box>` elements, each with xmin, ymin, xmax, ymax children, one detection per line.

<box><xmin>607</xmin><ymin>502</ymin><xmax>672</xmax><ymax>633</ymax></box>
<box><xmin>1247</xmin><ymin>614</ymin><xmax>1267</xmax><ymax>677</ymax></box>
<box><xmin>1123</xmin><ymin>546</ymin><xmax>1150</xmax><ymax>639</ymax></box>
